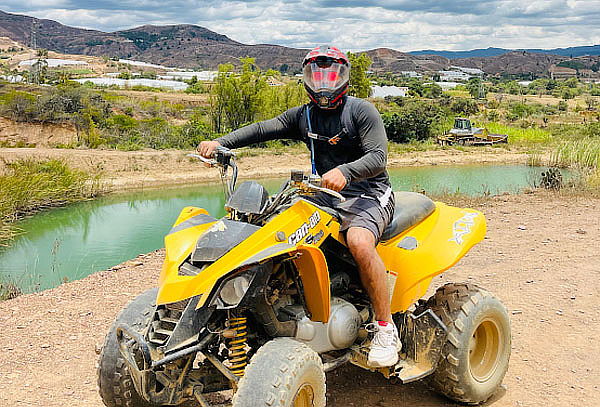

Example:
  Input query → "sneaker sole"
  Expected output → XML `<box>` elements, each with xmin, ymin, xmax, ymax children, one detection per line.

<box><xmin>367</xmin><ymin>353</ymin><xmax>399</xmax><ymax>368</ymax></box>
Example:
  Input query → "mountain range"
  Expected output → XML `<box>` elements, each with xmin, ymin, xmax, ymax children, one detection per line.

<box><xmin>410</xmin><ymin>45</ymin><xmax>600</xmax><ymax>59</ymax></box>
<box><xmin>1</xmin><ymin>10</ymin><xmax>598</xmax><ymax>76</ymax></box>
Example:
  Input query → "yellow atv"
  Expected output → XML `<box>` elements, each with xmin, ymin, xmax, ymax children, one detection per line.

<box><xmin>98</xmin><ymin>147</ymin><xmax>511</xmax><ymax>407</ymax></box>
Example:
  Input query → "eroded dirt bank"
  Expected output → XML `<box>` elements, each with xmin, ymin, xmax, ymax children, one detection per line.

<box><xmin>0</xmin><ymin>193</ymin><xmax>598</xmax><ymax>407</ymax></box>
<box><xmin>0</xmin><ymin>147</ymin><xmax>532</xmax><ymax>190</ymax></box>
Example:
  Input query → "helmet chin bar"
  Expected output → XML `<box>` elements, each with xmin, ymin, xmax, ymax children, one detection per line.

<box><xmin>306</xmin><ymin>85</ymin><xmax>348</xmax><ymax>110</ymax></box>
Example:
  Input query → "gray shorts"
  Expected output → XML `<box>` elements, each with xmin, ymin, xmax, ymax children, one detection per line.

<box><xmin>307</xmin><ymin>192</ymin><xmax>395</xmax><ymax>241</ymax></box>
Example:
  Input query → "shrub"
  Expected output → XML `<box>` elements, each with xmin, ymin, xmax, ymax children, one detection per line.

<box><xmin>382</xmin><ymin>101</ymin><xmax>446</xmax><ymax>143</ymax></box>
<box><xmin>0</xmin><ymin>159</ymin><xmax>102</xmax><ymax>245</ymax></box>
<box><xmin>450</xmin><ymin>98</ymin><xmax>478</xmax><ymax>115</ymax></box>
<box><xmin>0</xmin><ymin>91</ymin><xmax>36</xmax><ymax>121</ymax></box>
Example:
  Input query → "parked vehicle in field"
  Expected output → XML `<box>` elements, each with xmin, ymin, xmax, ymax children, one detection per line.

<box><xmin>98</xmin><ymin>147</ymin><xmax>511</xmax><ymax>407</ymax></box>
<box><xmin>438</xmin><ymin>118</ymin><xmax>508</xmax><ymax>146</ymax></box>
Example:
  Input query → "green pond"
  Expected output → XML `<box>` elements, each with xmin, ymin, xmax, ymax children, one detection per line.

<box><xmin>0</xmin><ymin>165</ymin><xmax>564</xmax><ymax>293</ymax></box>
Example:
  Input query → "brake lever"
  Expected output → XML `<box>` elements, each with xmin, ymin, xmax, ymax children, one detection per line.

<box><xmin>306</xmin><ymin>183</ymin><xmax>346</xmax><ymax>202</ymax></box>
<box><xmin>187</xmin><ymin>153</ymin><xmax>217</xmax><ymax>167</ymax></box>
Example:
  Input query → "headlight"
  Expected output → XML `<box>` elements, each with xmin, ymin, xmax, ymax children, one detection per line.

<box><xmin>220</xmin><ymin>275</ymin><xmax>250</xmax><ymax>306</ymax></box>
<box><xmin>210</xmin><ymin>268</ymin><xmax>256</xmax><ymax>309</ymax></box>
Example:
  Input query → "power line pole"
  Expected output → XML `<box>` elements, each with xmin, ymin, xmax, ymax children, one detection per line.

<box><xmin>29</xmin><ymin>21</ymin><xmax>40</xmax><ymax>84</ymax></box>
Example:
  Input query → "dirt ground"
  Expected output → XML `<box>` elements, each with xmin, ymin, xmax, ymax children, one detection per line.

<box><xmin>0</xmin><ymin>146</ymin><xmax>531</xmax><ymax>191</ymax></box>
<box><xmin>0</xmin><ymin>193</ymin><xmax>598</xmax><ymax>407</ymax></box>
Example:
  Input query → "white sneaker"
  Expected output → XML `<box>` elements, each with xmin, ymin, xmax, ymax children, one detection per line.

<box><xmin>367</xmin><ymin>321</ymin><xmax>401</xmax><ymax>368</ymax></box>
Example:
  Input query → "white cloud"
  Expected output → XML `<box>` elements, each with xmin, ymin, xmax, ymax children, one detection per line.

<box><xmin>1</xmin><ymin>0</ymin><xmax>599</xmax><ymax>51</ymax></box>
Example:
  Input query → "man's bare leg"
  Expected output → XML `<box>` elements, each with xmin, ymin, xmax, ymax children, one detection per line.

<box><xmin>346</xmin><ymin>226</ymin><xmax>399</xmax><ymax>367</ymax></box>
<box><xmin>345</xmin><ymin>227</ymin><xmax>391</xmax><ymax>323</ymax></box>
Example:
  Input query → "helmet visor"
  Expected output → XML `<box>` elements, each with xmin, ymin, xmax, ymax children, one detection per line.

<box><xmin>303</xmin><ymin>60</ymin><xmax>349</xmax><ymax>93</ymax></box>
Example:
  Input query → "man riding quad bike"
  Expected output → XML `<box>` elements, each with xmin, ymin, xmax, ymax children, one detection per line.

<box><xmin>98</xmin><ymin>46</ymin><xmax>511</xmax><ymax>407</ymax></box>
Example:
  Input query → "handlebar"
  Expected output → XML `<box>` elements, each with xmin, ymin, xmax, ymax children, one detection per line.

<box><xmin>188</xmin><ymin>146</ymin><xmax>236</xmax><ymax>168</ymax></box>
<box><xmin>290</xmin><ymin>170</ymin><xmax>345</xmax><ymax>202</ymax></box>
<box><xmin>306</xmin><ymin>182</ymin><xmax>345</xmax><ymax>202</ymax></box>
<box><xmin>187</xmin><ymin>153</ymin><xmax>217</xmax><ymax>167</ymax></box>
<box><xmin>188</xmin><ymin>151</ymin><xmax>345</xmax><ymax>205</ymax></box>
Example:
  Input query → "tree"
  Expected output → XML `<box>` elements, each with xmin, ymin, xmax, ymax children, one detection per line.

<box><xmin>209</xmin><ymin>58</ymin><xmax>267</xmax><ymax>133</ymax></box>
<box><xmin>382</xmin><ymin>100</ymin><xmax>446</xmax><ymax>143</ymax></box>
<box><xmin>450</xmin><ymin>98</ymin><xmax>479</xmax><ymax>115</ymax></box>
<box><xmin>422</xmin><ymin>82</ymin><xmax>443</xmax><ymax>99</ymax></box>
<box><xmin>466</xmin><ymin>77</ymin><xmax>487</xmax><ymax>99</ymax></box>
<box><xmin>36</xmin><ymin>48</ymin><xmax>48</xmax><ymax>58</ymax></box>
<box><xmin>347</xmin><ymin>52</ymin><xmax>372</xmax><ymax>98</ymax></box>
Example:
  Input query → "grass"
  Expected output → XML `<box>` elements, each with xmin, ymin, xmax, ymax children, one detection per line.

<box><xmin>551</xmin><ymin>138</ymin><xmax>600</xmax><ymax>169</ymax></box>
<box><xmin>0</xmin><ymin>278</ymin><xmax>22</xmax><ymax>301</ymax></box>
<box><xmin>546</xmin><ymin>138</ymin><xmax>600</xmax><ymax>196</ymax></box>
<box><xmin>485</xmin><ymin>122</ymin><xmax>552</xmax><ymax>144</ymax></box>
<box><xmin>444</xmin><ymin>90</ymin><xmax>471</xmax><ymax>98</ymax></box>
<box><xmin>0</xmin><ymin>158</ymin><xmax>103</xmax><ymax>246</ymax></box>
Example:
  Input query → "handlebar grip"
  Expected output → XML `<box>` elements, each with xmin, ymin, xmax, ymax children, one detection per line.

<box><xmin>187</xmin><ymin>153</ymin><xmax>216</xmax><ymax>166</ymax></box>
<box><xmin>307</xmin><ymin>183</ymin><xmax>346</xmax><ymax>202</ymax></box>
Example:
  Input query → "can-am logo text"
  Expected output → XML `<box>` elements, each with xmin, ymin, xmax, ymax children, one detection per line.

<box><xmin>288</xmin><ymin>211</ymin><xmax>321</xmax><ymax>245</ymax></box>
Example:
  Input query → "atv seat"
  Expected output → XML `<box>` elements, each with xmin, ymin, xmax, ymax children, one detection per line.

<box><xmin>380</xmin><ymin>192</ymin><xmax>436</xmax><ymax>241</ymax></box>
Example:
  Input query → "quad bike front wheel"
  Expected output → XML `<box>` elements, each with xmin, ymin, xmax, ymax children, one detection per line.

<box><xmin>232</xmin><ymin>337</ymin><xmax>326</xmax><ymax>407</ymax></box>
<box><xmin>98</xmin><ymin>288</ymin><xmax>158</xmax><ymax>407</ymax></box>
<box><xmin>425</xmin><ymin>283</ymin><xmax>511</xmax><ymax>404</ymax></box>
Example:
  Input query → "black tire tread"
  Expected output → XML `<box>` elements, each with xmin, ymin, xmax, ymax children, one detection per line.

<box><xmin>232</xmin><ymin>337</ymin><xmax>326</xmax><ymax>407</ymax></box>
<box><xmin>97</xmin><ymin>288</ymin><xmax>158</xmax><ymax>407</ymax></box>
<box><xmin>425</xmin><ymin>283</ymin><xmax>510</xmax><ymax>405</ymax></box>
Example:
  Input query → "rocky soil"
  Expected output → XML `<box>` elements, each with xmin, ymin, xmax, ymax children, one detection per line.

<box><xmin>0</xmin><ymin>193</ymin><xmax>598</xmax><ymax>406</ymax></box>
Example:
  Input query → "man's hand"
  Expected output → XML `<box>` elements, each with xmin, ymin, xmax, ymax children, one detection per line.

<box><xmin>321</xmin><ymin>168</ymin><xmax>347</xmax><ymax>192</ymax></box>
<box><xmin>197</xmin><ymin>140</ymin><xmax>221</xmax><ymax>158</ymax></box>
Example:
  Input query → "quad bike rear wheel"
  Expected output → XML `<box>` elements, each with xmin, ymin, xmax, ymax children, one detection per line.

<box><xmin>232</xmin><ymin>337</ymin><xmax>326</xmax><ymax>407</ymax></box>
<box><xmin>425</xmin><ymin>283</ymin><xmax>511</xmax><ymax>404</ymax></box>
<box><xmin>98</xmin><ymin>288</ymin><xmax>158</xmax><ymax>407</ymax></box>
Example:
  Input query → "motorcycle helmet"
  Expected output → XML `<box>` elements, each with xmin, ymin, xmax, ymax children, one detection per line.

<box><xmin>302</xmin><ymin>46</ymin><xmax>350</xmax><ymax>109</ymax></box>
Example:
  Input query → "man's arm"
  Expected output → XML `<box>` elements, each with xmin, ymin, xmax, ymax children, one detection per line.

<box><xmin>336</xmin><ymin>100</ymin><xmax>387</xmax><ymax>183</ymax></box>
<box><xmin>216</xmin><ymin>107</ymin><xmax>303</xmax><ymax>149</ymax></box>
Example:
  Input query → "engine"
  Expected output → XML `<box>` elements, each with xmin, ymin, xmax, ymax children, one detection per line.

<box><xmin>284</xmin><ymin>297</ymin><xmax>362</xmax><ymax>353</ymax></box>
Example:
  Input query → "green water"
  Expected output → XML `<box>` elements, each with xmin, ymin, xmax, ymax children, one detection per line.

<box><xmin>0</xmin><ymin>165</ymin><xmax>562</xmax><ymax>292</ymax></box>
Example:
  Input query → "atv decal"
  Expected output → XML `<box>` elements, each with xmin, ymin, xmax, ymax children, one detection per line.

<box><xmin>168</xmin><ymin>213</ymin><xmax>215</xmax><ymax>235</ymax></box>
<box><xmin>209</xmin><ymin>220</ymin><xmax>227</xmax><ymax>232</ymax></box>
<box><xmin>288</xmin><ymin>211</ymin><xmax>321</xmax><ymax>245</ymax></box>
<box><xmin>304</xmin><ymin>229</ymin><xmax>325</xmax><ymax>245</ymax></box>
<box><xmin>386</xmin><ymin>270</ymin><xmax>398</xmax><ymax>300</ymax></box>
<box><xmin>448</xmin><ymin>212</ymin><xmax>479</xmax><ymax>245</ymax></box>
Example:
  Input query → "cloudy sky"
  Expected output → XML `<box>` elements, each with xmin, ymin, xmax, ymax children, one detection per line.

<box><xmin>1</xmin><ymin>1</ymin><xmax>599</xmax><ymax>52</ymax></box>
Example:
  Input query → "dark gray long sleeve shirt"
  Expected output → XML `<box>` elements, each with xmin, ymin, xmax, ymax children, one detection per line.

<box><xmin>216</xmin><ymin>96</ymin><xmax>391</xmax><ymax>199</ymax></box>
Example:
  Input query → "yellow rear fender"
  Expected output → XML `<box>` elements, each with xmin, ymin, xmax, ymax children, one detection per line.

<box><xmin>156</xmin><ymin>199</ymin><xmax>338</xmax><ymax>317</ymax></box>
<box><xmin>379</xmin><ymin>203</ymin><xmax>486</xmax><ymax>312</ymax></box>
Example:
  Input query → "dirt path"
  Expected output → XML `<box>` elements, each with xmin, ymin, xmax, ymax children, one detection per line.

<box><xmin>0</xmin><ymin>147</ymin><xmax>531</xmax><ymax>190</ymax></box>
<box><xmin>0</xmin><ymin>193</ymin><xmax>598</xmax><ymax>407</ymax></box>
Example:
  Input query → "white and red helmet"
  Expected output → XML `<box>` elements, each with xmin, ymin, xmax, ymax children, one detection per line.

<box><xmin>302</xmin><ymin>46</ymin><xmax>350</xmax><ymax>109</ymax></box>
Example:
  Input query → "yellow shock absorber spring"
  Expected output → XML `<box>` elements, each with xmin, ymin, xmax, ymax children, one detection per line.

<box><xmin>227</xmin><ymin>317</ymin><xmax>248</xmax><ymax>377</ymax></box>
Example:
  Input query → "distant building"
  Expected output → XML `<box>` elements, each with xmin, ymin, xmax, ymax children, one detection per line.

<box><xmin>161</xmin><ymin>71</ymin><xmax>218</xmax><ymax>81</ymax></box>
<box><xmin>19</xmin><ymin>58</ymin><xmax>88</xmax><ymax>68</ymax></box>
<box><xmin>548</xmin><ymin>65</ymin><xmax>577</xmax><ymax>80</ymax></box>
<box><xmin>518</xmin><ymin>81</ymin><xmax>533</xmax><ymax>87</ymax></box>
<box><xmin>435</xmin><ymin>81</ymin><xmax>460</xmax><ymax>90</ymax></box>
<box><xmin>370</xmin><ymin>85</ymin><xmax>409</xmax><ymax>98</ymax></box>
<box><xmin>0</xmin><ymin>74</ymin><xmax>25</xmax><ymax>83</ymax></box>
<box><xmin>400</xmin><ymin>71</ymin><xmax>422</xmax><ymax>78</ymax></box>
<box><xmin>450</xmin><ymin>65</ymin><xmax>484</xmax><ymax>76</ymax></box>
<box><xmin>438</xmin><ymin>70</ymin><xmax>471</xmax><ymax>82</ymax></box>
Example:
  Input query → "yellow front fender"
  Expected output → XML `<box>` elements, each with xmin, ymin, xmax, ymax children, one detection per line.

<box><xmin>156</xmin><ymin>200</ymin><xmax>338</xmax><ymax>324</ymax></box>
<box><xmin>294</xmin><ymin>245</ymin><xmax>330</xmax><ymax>322</ymax></box>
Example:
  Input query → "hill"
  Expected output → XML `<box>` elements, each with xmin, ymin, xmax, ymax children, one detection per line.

<box><xmin>410</xmin><ymin>45</ymin><xmax>600</xmax><ymax>59</ymax></box>
<box><xmin>0</xmin><ymin>10</ymin><xmax>448</xmax><ymax>72</ymax></box>
<box><xmin>0</xmin><ymin>10</ymin><xmax>308</xmax><ymax>71</ymax></box>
